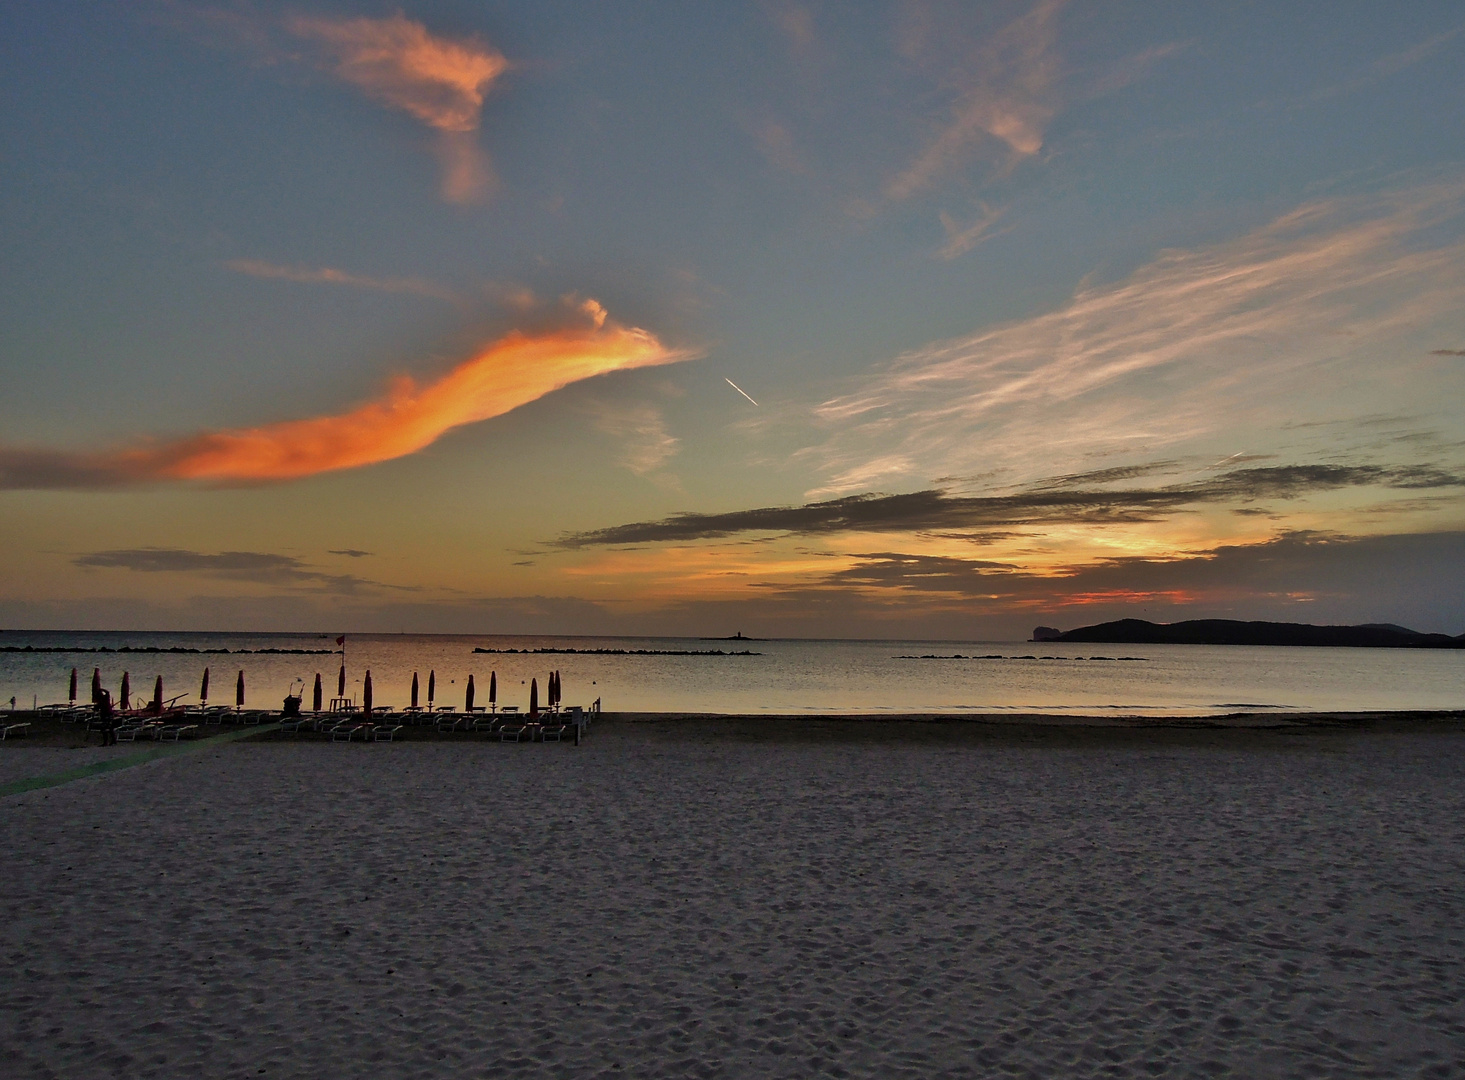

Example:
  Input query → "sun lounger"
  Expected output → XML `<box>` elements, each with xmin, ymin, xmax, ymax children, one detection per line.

<box><xmin>471</xmin><ymin>716</ymin><xmax>500</xmax><ymax>733</ymax></box>
<box><xmin>278</xmin><ymin>717</ymin><xmax>314</xmax><ymax>736</ymax></box>
<box><xmin>157</xmin><ymin>724</ymin><xmax>198</xmax><ymax>741</ymax></box>
<box><xmin>370</xmin><ymin>724</ymin><xmax>404</xmax><ymax>742</ymax></box>
<box><xmin>434</xmin><ymin>714</ymin><xmax>467</xmax><ymax>733</ymax></box>
<box><xmin>0</xmin><ymin>721</ymin><xmax>30</xmax><ymax>740</ymax></box>
<box><xmin>539</xmin><ymin>722</ymin><xmax>567</xmax><ymax>743</ymax></box>
<box><xmin>330</xmin><ymin>723</ymin><xmax>369</xmax><ymax>742</ymax></box>
<box><xmin>498</xmin><ymin>723</ymin><xmax>526</xmax><ymax>743</ymax></box>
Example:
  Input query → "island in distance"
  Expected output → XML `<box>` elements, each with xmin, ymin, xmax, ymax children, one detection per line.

<box><xmin>1031</xmin><ymin>619</ymin><xmax>1465</xmax><ymax>648</ymax></box>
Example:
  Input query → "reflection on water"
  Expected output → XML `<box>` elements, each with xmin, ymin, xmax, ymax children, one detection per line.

<box><xmin>2</xmin><ymin>631</ymin><xmax>1462</xmax><ymax>715</ymax></box>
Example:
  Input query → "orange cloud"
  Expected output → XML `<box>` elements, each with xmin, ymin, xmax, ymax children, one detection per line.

<box><xmin>288</xmin><ymin>13</ymin><xmax>506</xmax><ymax>202</ymax></box>
<box><xmin>0</xmin><ymin>302</ymin><xmax>691</xmax><ymax>488</ymax></box>
<box><xmin>289</xmin><ymin>13</ymin><xmax>506</xmax><ymax>132</ymax></box>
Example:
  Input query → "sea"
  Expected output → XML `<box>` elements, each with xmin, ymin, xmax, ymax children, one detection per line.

<box><xmin>1</xmin><ymin>630</ymin><xmax>1462</xmax><ymax>716</ymax></box>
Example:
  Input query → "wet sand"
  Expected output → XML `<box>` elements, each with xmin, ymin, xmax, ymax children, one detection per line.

<box><xmin>3</xmin><ymin>717</ymin><xmax>1465</xmax><ymax>1077</ymax></box>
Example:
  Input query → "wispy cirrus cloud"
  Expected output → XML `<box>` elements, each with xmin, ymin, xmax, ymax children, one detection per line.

<box><xmin>937</xmin><ymin>201</ymin><xmax>1009</xmax><ymax>259</ymax></box>
<box><xmin>587</xmin><ymin>400</ymin><xmax>682</xmax><ymax>479</ymax></box>
<box><xmin>225</xmin><ymin>258</ymin><xmax>457</xmax><ymax>300</ymax></box>
<box><xmin>886</xmin><ymin>0</ymin><xmax>1067</xmax><ymax>200</ymax></box>
<box><xmin>0</xmin><ymin>301</ymin><xmax>693</xmax><ymax>489</ymax></box>
<box><xmin>1307</xmin><ymin>23</ymin><xmax>1464</xmax><ymax>104</ymax></box>
<box><xmin>808</xmin><ymin>177</ymin><xmax>1465</xmax><ymax>495</ymax></box>
<box><xmin>287</xmin><ymin>13</ymin><xmax>507</xmax><ymax>203</ymax></box>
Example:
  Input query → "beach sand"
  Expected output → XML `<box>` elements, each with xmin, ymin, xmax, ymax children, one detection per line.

<box><xmin>3</xmin><ymin>717</ymin><xmax>1465</xmax><ymax>1078</ymax></box>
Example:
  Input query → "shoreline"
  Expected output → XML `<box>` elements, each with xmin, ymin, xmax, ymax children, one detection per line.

<box><xmin>2</xmin><ymin>708</ymin><xmax>1462</xmax><ymax>751</ymax></box>
<box><xmin>602</xmin><ymin>708</ymin><xmax>1465</xmax><ymax>727</ymax></box>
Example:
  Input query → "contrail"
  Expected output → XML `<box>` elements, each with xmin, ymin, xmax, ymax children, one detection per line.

<box><xmin>725</xmin><ymin>377</ymin><xmax>759</xmax><ymax>406</ymax></box>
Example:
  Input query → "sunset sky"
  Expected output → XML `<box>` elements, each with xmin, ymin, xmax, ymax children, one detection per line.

<box><xmin>2</xmin><ymin>1</ymin><xmax>1463</xmax><ymax>638</ymax></box>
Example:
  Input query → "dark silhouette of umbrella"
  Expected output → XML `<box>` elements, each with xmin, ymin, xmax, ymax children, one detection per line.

<box><xmin>120</xmin><ymin>672</ymin><xmax>131</xmax><ymax>710</ymax></box>
<box><xmin>410</xmin><ymin>671</ymin><xmax>419</xmax><ymax>709</ymax></box>
<box><xmin>465</xmin><ymin>674</ymin><xmax>475</xmax><ymax>712</ymax></box>
<box><xmin>313</xmin><ymin>673</ymin><xmax>323</xmax><ymax>712</ymax></box>
<box><xmin>363</xmin><ymin>670</ymin><xmax>373</xmax><ymax>715</ymax></box>
<box><xmin>553</xmin><ymin>670</ymin><xmax>561</xmax><ymax>706</ymax></box>
<box><xmin>91</xmin><ymin>668</ymin><xmax>102</xmax><ymax>704</ymax></box>
<box><xmin>200</xmin><ymin>667</ymin><xmax>210</xmax><ymax>705</ymax></box>
<box><xmin>530</xmin><ymin>677</ymin><xmax>539</xmax><ymax>718</ymax></box>
<box><xmin>152</xmin><ymin>676</ymin><xmax>163</xmax><ymax>712</ymax></box>
<box><xmin>428</xmin><ymin>670</ymin><xmax>435</xmax><ymax>706</ymax></box>
<box><xmin>236</xmin><ymin>670</ymin><xmax>245</xmax><ymax>709</ymax></box>
<box><xmin>337</xmin><ymin>664</ymin><xmax>346</xmax><ymax>699</ymax></box>
<box><xmin>489</xmin><ymin>671</ymin><xmax>496</xmax><ymax>710</ymax></box>
<box><xmin>68</xmin><ymin>667</ymin><xmax>77</xmax><ymax>703</ymax></box>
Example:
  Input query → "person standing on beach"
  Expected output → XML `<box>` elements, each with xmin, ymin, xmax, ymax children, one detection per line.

<box><xmin>96</xmin><ymin>689</ymin><xmax>117</xmax><ymax>746</ymax></box>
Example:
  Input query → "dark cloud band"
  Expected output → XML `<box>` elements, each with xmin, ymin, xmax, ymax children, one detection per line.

<box><xmin>557</xmin><ymin>464</ymin><xmax>1465</xmax><ymax>547</ymax></box>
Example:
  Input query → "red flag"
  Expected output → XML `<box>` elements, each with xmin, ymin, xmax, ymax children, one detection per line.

<box><xmin>335</xmin><ymin>636</ymin><xmax>346</xmax><ymax>646</ymax></box>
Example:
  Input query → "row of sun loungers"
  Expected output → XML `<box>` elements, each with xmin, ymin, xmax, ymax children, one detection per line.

<box><xmin>20</xmin><ymin>700</ymin><xmax>599</xmax><ymax>746</ymax></box>
<box><xmin>116</xmin><ymin>721</ymin><xmax>200</xmax><ymax>742</ymax></box>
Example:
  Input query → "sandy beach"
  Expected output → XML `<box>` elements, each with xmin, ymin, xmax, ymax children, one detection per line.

<box><xmin>4</xmin><ymin>717</ymin><xmax>1465</xmax><ymax>1078</ymax></box>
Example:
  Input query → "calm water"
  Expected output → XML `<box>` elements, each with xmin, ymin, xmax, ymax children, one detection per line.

<box><xmin>1</xmin><ymin>630</ymin><xmax>1462</xmax><ymax>715</ymax></box>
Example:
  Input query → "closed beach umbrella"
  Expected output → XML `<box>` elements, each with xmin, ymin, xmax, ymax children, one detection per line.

<box><xmin>465</xmin><ymin>674</ymin><xmax>475</xmax><ymax>712</ymax></box>
<box><xmin>530</xmin><ymin>677</ymin><xmax>539</xmax><ymax>718</ymax></box>
<box><xmin>120</xmin><ymin>672</ymin><xmax>131</xmax><ymax>710</ymax></box>
<box><xmin>428</xmin><ymin>670</ymin><xmax>436</xmax><ymax>706</ymax></box>
<box><xmin>68</xmin><ymin>667</ymin><xmax>78</xmax><ymax>703</ymax></box>
<box><xmin>338</xmin><ymin>664</ymin><xmax>346</xmax><ymax>699</ymax></box>
<box><xmin>312</xmin><ymin>673</ymin><xmax>323</xmax><ymax>712</ymax></box>
<box><xmin>410</xmin><ymin>671</ymin><xmax>419</xmax><ymax>709</ymax></box>
<box><xmin>489</xmin><ymin>671</ymin><xmax>496</xmax><ymax>710</ymax></box>
<box><xmin>236</xmin><ymin>670</ymin><xmax>245</xmax><ymax>709</ymax></box>
<box><xmin>152</xmin><ymin>676</ymin><xmax>163</xmax><ymax>712</ymax></box>
<box><xmin>363</xmin><ymin>670</ymin><xmax>373</xmax><ymax>715</ymax></box>
<box><xmin>200</xmin><ymin>667</ymin><xmax>210</xmax><ymax>705</ymax></box>
<box><xmin>91</xmin><ymin>668</ymin><xmax>102</xmax><ymax>704</ymax></box>
<box><xmin>554</xmin><ymin>671</ymin><xmax>561</xmax><ymax>706</ymax></box>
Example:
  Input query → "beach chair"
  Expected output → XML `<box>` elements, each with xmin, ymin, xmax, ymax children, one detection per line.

<box><xmin>278</xmin><ymin>716</ymin><xmax>313</xmax><ymax>737</ymax></box>
<box><xmin>539</xmin><ymin>722</ymin><xmax>567</xmax><ymax>743</ymax></box>
<box><xmin>157</xmin><ymin>724</ymin><xmax>198</xmax><ymax>741</ymax></box>
<box><xmin>498</xmin><ymin>722</ymin><xmax>526</xmax><ymax>743</ymax></box>
<box><xmin>329</xmin><ymin>722</ymin><xmax>367</xmax><ymax>742</ymax></box>
<box><xmin>471</xmin><ymin>716</ymin><xmax>500</xmax><ymax>733</ymax></box>
<box><xmin>370</xmin><ymin>724</ymin><xmax>404</xmax><ymax>742</ymax></box>
<box><xmin>0</xmin><ymin>721</ymin><xmax>30</xmax><ymax>740</ymax></box>
<box><xmin>434</xmin><ymin>714</ymin><xmax>466</xmax><ymax>733</ymax></box>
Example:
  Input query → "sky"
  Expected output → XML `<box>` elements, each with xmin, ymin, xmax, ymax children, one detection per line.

<box><xmin>2</xmin><ymin>0</ymin><xmax>1463</xmax><ymax>639</ymax></box>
